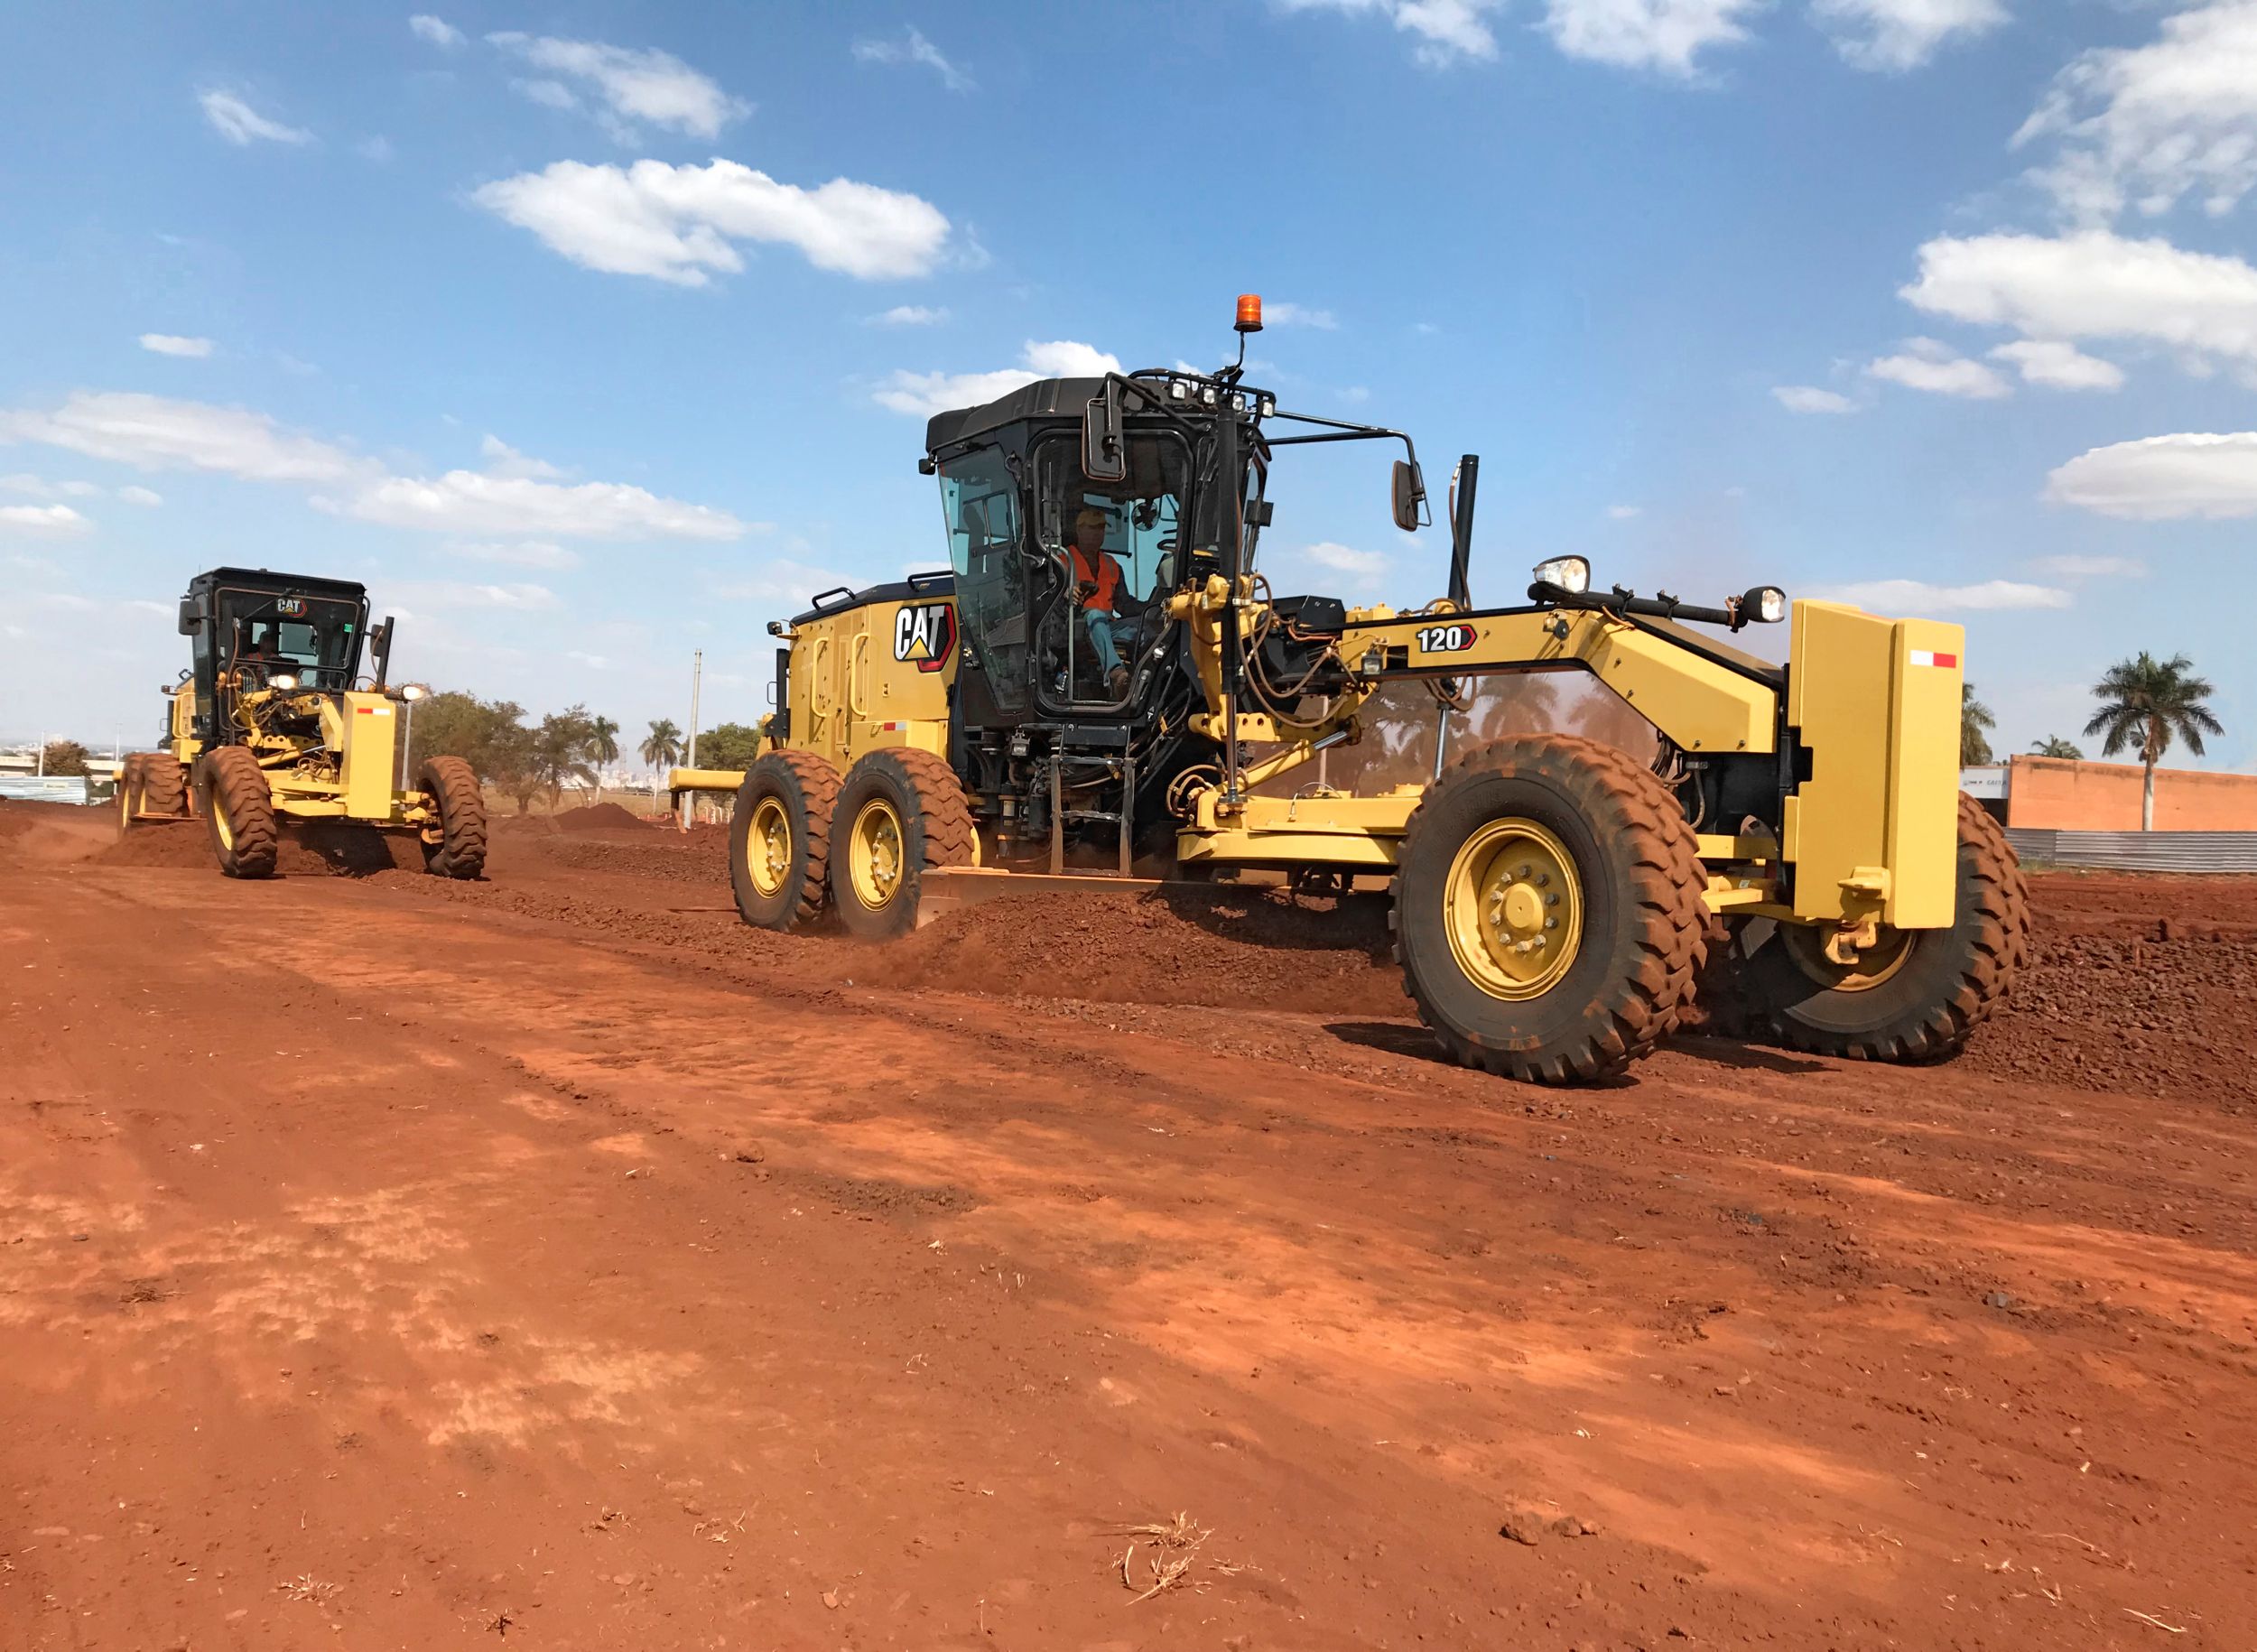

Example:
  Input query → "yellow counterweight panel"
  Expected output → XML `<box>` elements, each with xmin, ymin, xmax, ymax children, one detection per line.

<box><xmin>783</xmin><ymin>596</ymin><xmax>957</xmax><ymax>771</ymax></box>
<box><xmin>1178</xmin><ymin>789</ymin><xmax>1421</xmax><ymax>866</ymax></box>
<box><xmin>1782</xmin><ymin>602</ymin><xmax>1963</xmax><ymax>928</ymax></box>
<box><xmin>330</xmin><ymin>691</ymin><xmax>401</xmax><ymax>820</ymax></box>
<box><xmin>1338</xmin><ymin>608</ymin><xmax>1778</xmax><ymax>756</ymax></box>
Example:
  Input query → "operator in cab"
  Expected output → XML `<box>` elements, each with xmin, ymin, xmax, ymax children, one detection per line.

<box><xmin>1067</xmin><ymin>505</ymin><xmax>1134</xmax><ymax>700</ymax></box>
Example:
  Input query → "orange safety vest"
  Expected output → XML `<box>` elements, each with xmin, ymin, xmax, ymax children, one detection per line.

<box><xmin>1070</xmin><ymin>546</ymin><xmax>1125</xmax><ymax>612</ymax></box>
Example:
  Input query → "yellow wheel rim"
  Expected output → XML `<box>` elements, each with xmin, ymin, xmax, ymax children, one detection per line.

<box><xmin>117</xmin><ymin>773</ymin><xmax>135</xmax><ymax>833</ymax></box>
<box><xmin>1779</xmin><ymin>923</ymin><xmax>1916</xmax><ymax>992</ymax></box>
<box><xmin>1444</xmin><ymin>818</ymin><xmax>1584</xmax><ymax>1000</ymax></box>
<box><xmin>746</xmin><ymin>795</ymin><xmax>793</xmax><ymax>897</ymax></box>
<box><xmin>848</xmin><ymin>795</ymin><xmax>906</xmax><ymax>912</ymax></box>
<box><xmin>210</xmin><ymin>782</ymin><xmax>234</xmax><ymax>850</ymax></box>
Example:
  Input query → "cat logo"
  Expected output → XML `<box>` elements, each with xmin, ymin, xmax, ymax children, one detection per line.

<box><xmin>893</xmin><ymin>601</ymin><xmax>956</xmax><ymax>673</ymax></box>
<box><xmin>276</xmin><ymin>597</ymin><xmax>307</xmax><ymax>617</ymax></box>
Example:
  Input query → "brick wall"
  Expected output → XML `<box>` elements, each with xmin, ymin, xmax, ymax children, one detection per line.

<box><xmin>2005</xmin><ymin>756</ymin><xmax>2257</xmax><ymax>831</ymax></box>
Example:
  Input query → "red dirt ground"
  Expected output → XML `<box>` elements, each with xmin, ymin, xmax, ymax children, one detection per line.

<box><xmin>5</xmin><ymin>800</ymin><xmax>2253</xmax><ymax>1649</ymax></box>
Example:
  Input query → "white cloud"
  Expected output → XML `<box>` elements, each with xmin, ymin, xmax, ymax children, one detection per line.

<box><xmin>478</xmin><ymin>434</ymin><xmax>566</xmax><ymax>480</ymax></box>
<box><xmin>2</xmin><ymin>390</ymin><xmax>748</xmax><ymax>543</ymax></box>
<box><xmin>2047</xmin><ymin>432</ymin><xmax>2257</xmax><ymax>520</ymax></box>
<box><xmin>488</xmin><ymin>33</ymin><xmax>748</xmax><ymax>139</ymax></box>
<box><xmin>330</xmin><ymin>470</ymin><xmax>745</xmax><ymax>541</ymax></box>
<box><xmin>391</xmin><ymin>580</ymin><xmax>562</xmax><ymax>612</ymax></box>
<box><xmin>712</xmin><ymin>558</ymin><xmax>863</xmax><ymax>608</ymax></box>
<box><xmin>1262</xmin><ymin>302</ymin><xmax>1339</xmax><ymax>329</ymax></box>
<box><xmin>566</xmin><ymin>650</ymin><xmax>610</xmax><ymax>670</ymax></box>
<box><xmin>139</xmin><ymin>332</ymin><xmax>214</xmax><ymax>358</ymax></box>
<box><xmin>473</xmin><ymin>158</ymin><xmax>953</xmax><ymax>285</ymax></box>
<box><xmin>851</xmin><ymin>26</ymin><xmax>974</xmax><ymax>92</ymax></box>
<box><xmin>2</xmin><ymin>473</ymin><xmax>79</xmax><ymax>497</ymax></box>
<box><xmin>874</xmin><ymin>339</ymin><xmax>1124</xmax><ymax>418</ymax></box>
<box><xmin>1820</xmin><ymin>578</ymin><xmax>2072</xmax><ymax>613</ymax></box>
<box><xmin>0</xmin><ymin>391</ymin><xmax>366</xmax><ymax>481</ymax></box>
<box><xmin>409</xmin><ymin>14</ymin><xmax>464</xmax><ymax>48</ymax></box>
<box><xmin>2015</xmin><ymin>2</ymin><xmax>2257</xmax><ymax>223</ymax></box>
<box><xmin>1901</xmin><ymin>230</ymin><xmax>2257</xmax><ymax>373</ymax></box>
<box><xmin>454</xmin><ymin>540</ymin><xmax>581</xmax><ymax>569</ymax></box>
<box><xmin>513</xmin><ymin>79</ymin><xmax>580</xmax><ymax>112</ymax></box>
<box><xmin>0</xmin><ymin>503</ymin><xmax>92</xmax><ymax>537</ymax></box>
<box><xmin>1809</xmin><ymin>0</ymin><xmax>2007</xmax><ymax>73</ymax></box>
<box><xmin>1305</xmin><ymin>541</ymin><xmax>1392</xmax><ymax>579</ymax></box>
<box><xmin>1541</xmin><ymin>0</ymin><xmax>1761</xmax><ymax>76</ymax></box>
<box><xmin>2028</xmin><ymin>553</ymin><xmax>2146</xmax><ymax>580</ymax></box>
<box><xmin>116</xmin><ymin>485</ymin><xmax>163</xmax><ymax>507</ymax></box>
<box><xmin>1607</xmin><ymin>504</ymin><xmax>1643</xmax><ymax>519</ymax></box>
<box><xmin>1866</xmin><ymin>338</ymin><xmax>2011</xmax><ymax>398</ymax></box>
<box><xmin>199</xmin><ymin>90</ymin><xmax>311</xmax><ymax>146</ymax></box>
<box><xmin>1772</xmin><ymin>385</ymin><xmax>1859</xmax><ymax>413</ymax></box>
<box><xmin>869</xmin><ymin>304</ymin><xmax>948</xmax><ymax>326</ymax></box>
<box><xmin>1988</xmin><ymin>339</ymin><xmax>2123</xmax><ymax>392</ymax></box>
<box><xmin>1273</xmin><ymin>0</ymin><xmax>1502</xmax><ymax>67</ymax></box>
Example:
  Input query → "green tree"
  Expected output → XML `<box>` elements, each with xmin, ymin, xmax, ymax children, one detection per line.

<box><xmin>2084</xmin><ymin>652</ymin><xmax>2223</xmax><ymax>831</ymax></box>
<box><xmin>1961</xmin><ymin>682</ymin><xmax>1996</xmax><ymax>766</ymax></box>
<box><xmin>38</xmin><ymin>739</ymin><xmax>89</xmax><ymax>776</ymax></box>
<box><xmin>640</xmin><ymin>718</ymin><xmax>682</xmax><ymax>793</ymax></box>
<box><xmin>587</xmin><ymin>714</ymin><xmax>620</xmax><ymax>801</ymax></box>
<box><xmin>530</xmin><ymin>704</ymin><xmax>599</xmax><ymax>810</ymax></box>
<box><xmin>2029</xmin><ymin>736</ymin><xmax>2083</xmax><ymax>759</ymax></box>
<box><xmin>690</xmin><ymin>721</ymin><xmax>764</xmax><ymax>773</ymax></box>
<box><xmin>406</xmin><ymin>692</ymin><xmax>528</xmax><ymax>784</ymax></box>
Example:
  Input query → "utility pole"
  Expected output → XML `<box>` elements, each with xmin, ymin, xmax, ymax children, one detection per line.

<box><xmin>680</xmin><ymin>649</ymin><xmax>702</xmax><ymax>830</ymax></box>
<box><xmin>35</xmin><ymin>733</ymin><xmax>46</xmax><ymax>777</ymax></box>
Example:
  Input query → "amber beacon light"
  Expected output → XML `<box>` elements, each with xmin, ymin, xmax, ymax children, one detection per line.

<box><xmin>1235</xmin><ymin>292</ymin><xmax>1264</xmax><ymax>333</ymax></box>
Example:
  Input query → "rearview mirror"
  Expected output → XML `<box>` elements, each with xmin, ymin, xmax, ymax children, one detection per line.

<box><xmin>1390</xmin><ymin>459</ymin><xmax>1426</xmax><ymax>534</ymax></box>
<box><xmin>370</xmin><ymin>616</ymin><xmax>395</xmax><ymax>689</ymax></box>
<box><xmin>177</xmin><ymin>599</ymin><xmax>201</xmax><ymax>636</ymax></box>
<box><xmin>1082</xmin><ymin>382</ymin><xmax>1127</xmax><ymax>483</ymax></box>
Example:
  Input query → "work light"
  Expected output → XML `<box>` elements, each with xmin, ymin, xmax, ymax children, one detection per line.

<box><xmin>1531</xmin><ymin>555</ymin><xmax>1591</xmax><ymax>594</ymax></box>
<box><xmin>1743</xmin><ymin>585</ymin><xmax>1787</xmax><ymax>624</ymax></box>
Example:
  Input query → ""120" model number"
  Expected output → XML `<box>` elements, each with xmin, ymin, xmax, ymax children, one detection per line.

<box><xmin>1415</xmin><ymin>623</ymin><xmax>1477</xmax><ymax>654</ymax></box>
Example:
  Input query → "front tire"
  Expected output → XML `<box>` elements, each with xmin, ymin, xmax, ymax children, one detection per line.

<box><xmin>1736</xmin><ymin>794</ymin><xmax>2029</xmax><ymax>1062</ymax></box>
<box><xmin>418</xmin><ymin>756</ymin><xmax>488</xmax><ymax>879</ymax></box>
<box><xmin>1391</xmin><ymin>735</ymin><xmax>1707</xmax><ymax>1085</ymax></box>
<box><xmin>116</xmin><ymin>753</ymin><xmax>146</xmax><ymax>834</ymax></box>
<box><xmin>196</xmin><ymin>747</ymin><xmax>279</xmax><ymax>879</ymax></box>
<box><xmin>829</xmin><ymin>748</ymin><xmax>972</xmax><ymax>941</ymax></box>
<box><xmin>141</xmin><ymin>752</ymin><xmax>188</xmax><ymax>819</ymax></box>
<box><xmin>730</xmin><ymin>750</ymin><xmax>841</xmax><ymax>931</ymax></box>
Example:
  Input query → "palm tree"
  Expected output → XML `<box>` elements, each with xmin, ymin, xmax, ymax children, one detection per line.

<box><xmin>1961</xmin><ymin>683</ymin><xmax>1996</xmax><ymax>766</ymax></box>
<box><xmin>2084</xmin><ymin>652</ymin><xmax>2223</xmax><ymax>831</ymax></box>
<box><xmin>640</xmin><ymin>718</ymin><xmax>682</xmax><ymax>796</ymax></box>
<box><xmin>2029</xmin><ymin>736</ymin><xmax>2082</xmax><ymax>759</ymax></box>
<box><xmin>588</xmin><ymin>714</ymin><xmax>620</xmax><ymax>801</ymax></box>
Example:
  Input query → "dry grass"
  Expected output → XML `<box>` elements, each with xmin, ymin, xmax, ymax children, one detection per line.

<box><xmin>274</xmin><ymin>1574</ymin><xmax>340</xmax><ymax>1604</ymax></box>
<box><xmin>1110</xmin><ymin>1511</ymin><xmax>1245</xmax><ymax>1605</ymax></box>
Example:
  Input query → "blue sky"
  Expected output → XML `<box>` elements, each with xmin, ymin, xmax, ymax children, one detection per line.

<box><xmin>4</xmin><ymin>0</ymin><xmax>2254</xmax><ymax>770</ymax></box>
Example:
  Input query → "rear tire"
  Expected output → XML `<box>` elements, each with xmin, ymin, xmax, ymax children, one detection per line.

<box><xmin>829</xmin><ymin>748</ymin><xmax>973</xmax><ymax>941</ymax></box>
<box><xmin>141</xmin><ymin>752</ymin><xmax>188</xmax><ymax>819</ymax></box>
<box><xmin>729</xmin><ymin>750</ymin><xmax>841</xmax><ymax>931</ymax></box>
<box><xmin>418</xmin><ymin>756</ymin><xmax>488</xmax><ymax>879</ymax></box>
<box><xmin>116</xmin><ymin>753</ymin><xmax>145</xmax><ymax>834</ymax></box>
<box><xmin>196</xmin><ymin>747</ymin><xmax>279</xmax><ymax>879</ymax></box>
<box><xmin>1739</xmin><ymin>793</ymin><xmax>2029</xmax><ymax>1062</ymax></box>
<box><xmin>1391</xmin><ymin>735</ymin><xmax>1707</xmax><ymax>1085</ymax></box>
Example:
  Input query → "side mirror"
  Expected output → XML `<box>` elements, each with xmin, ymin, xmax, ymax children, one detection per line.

<box><xmin>177</xmin><ymin>599</ymin><xmax>201</xmax><ymax>636</ymax></box>
<box><xmin>1082</xmin><ymin>381</ymin><xmax>1127</xmax><ymax>483</ymax></box>
<box><xmin>370</xmin><ymin>616</ymin><xmax>395</xmax><ymax>689</ymax></box>
<box><xmin>1390</xmin><ymin>459</ymin><xmax>1426</xmax><ymax>534</ymax></box>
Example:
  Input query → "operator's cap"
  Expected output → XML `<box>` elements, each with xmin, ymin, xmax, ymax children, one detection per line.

<box><xmin>1074</xmin><ymin>506</ymin><xmax>1109</xmax><ymax>530</ymax></box>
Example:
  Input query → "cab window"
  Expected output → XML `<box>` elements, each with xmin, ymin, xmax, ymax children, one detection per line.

<box><xmin>937</xmin><ymin>449</ymin><xmax>1027</xmax><ymax>711</ymax></box>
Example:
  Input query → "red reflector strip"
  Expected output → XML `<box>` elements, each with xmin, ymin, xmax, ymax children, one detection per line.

<box><xmin>1909</xmin><ymin>650</ymin><xmax>1958</xmax><ymax>669</ymax></box>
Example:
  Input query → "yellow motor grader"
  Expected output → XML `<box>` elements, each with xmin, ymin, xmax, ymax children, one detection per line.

<box><xmin>679</xmin><ymin>298</ymin><xmax>2029</xmax><ymax>1084</ymax></box>
<box><xmin>118</xmin><ymin>566</ymin><xmax>488</xmax><ymax>879</ymax></box>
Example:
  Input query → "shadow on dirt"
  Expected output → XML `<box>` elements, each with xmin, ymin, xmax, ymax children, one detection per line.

<box><xmin>1667</xmin><ymin>1036</ymin><xmax>1829</xmax><ymax>1077</ymax></box>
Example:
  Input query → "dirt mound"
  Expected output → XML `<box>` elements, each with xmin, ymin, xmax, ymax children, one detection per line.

<box><xmin>864</xmin><ymin>886</ymin><xmax>1403</xmax><ymax>1015</ymax></box>
<box><xmin>553</xmin><ymin>802</ymin><xmax>657</xmax><ymax>833</ymax></box>
<box><xmin>98</xmin><ymin>820</ymin><xmax>426</xmax><ymax>877</ymax></box>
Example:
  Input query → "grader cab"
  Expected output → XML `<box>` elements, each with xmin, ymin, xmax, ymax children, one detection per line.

<box><xmin>118</xmin><ymin>566</ymin><xmax>488</xmax><ymax>880</ymax></box>
<box><xmin>700</xmin><ymin>298</ymin><xmax>2029</xmax><ymax>1084</ymax></box>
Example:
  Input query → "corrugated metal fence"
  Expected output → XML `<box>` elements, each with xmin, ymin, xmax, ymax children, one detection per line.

<box><xmin>0</xmin><ymin>775</ymin><xmax>94</xmax><ymax>805</ymax></box>
<box><xmin>2006</xmin><ymin>828</ymin><xmax>2257</xmax><ymax>874</ymax></box>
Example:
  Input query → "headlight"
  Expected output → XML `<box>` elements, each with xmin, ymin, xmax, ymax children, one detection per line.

<box><xmin>1742</xmin><ymin>585</ymin><xmax>1787</xmax><ymax>624</ymax></box>
<box><xmin>1531</xmin><ymin>555</ymin><xmax>1591</xmax><ymax>595</ymax></box>
<box><xmin>398</xmin><ymin>682</ymin><xmax>429</xmax><ymax>701</ymax></box>
<box><xmin>269</xmin><ymin>673</ymin><xmax>299</xmax><ymax>691</ymax></box>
